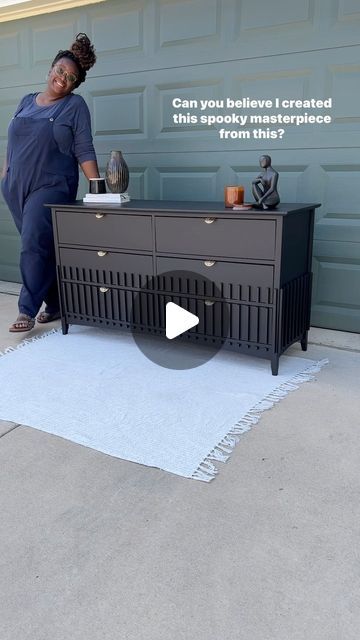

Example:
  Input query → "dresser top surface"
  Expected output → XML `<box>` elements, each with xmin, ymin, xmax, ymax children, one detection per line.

<box><xmin>50</xmin><ymin>200</ymin><xmax>321</xmax><ymax>217</ymax></box>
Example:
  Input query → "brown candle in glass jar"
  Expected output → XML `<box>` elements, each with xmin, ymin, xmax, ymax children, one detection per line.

<box><xmin>224</xmin><ymin>185</ymin><xmax>245</xmax><ymax>207</ymax></box>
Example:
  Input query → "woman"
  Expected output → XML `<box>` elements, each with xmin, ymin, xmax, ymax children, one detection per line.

<box><xmin>1</xmin><ymin>33</ymin><xmax>100</xmax><ymax>332</ymax></box>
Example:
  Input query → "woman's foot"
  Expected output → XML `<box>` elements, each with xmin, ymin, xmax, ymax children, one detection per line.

<box><xmin>9</xmin><ymin>314</ymin><xmax>35</xmax><ymax>333</ymax></box>
<box><xmin>36</xmin><ymin>310</ymin><xmax>61</xmax><ymax>324</ymax></box>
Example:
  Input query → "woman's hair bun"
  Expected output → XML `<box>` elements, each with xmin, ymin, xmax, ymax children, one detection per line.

<box><xmin>70</xmin><ymin>33</ymin><xmax>96</xmax><ymax>71</ymax></box>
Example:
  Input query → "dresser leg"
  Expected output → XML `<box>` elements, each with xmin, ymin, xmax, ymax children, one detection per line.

<box><xmin>61</xmin><ymin>318</ymin><xmax>69</xmax><ymax>335</ymax></box>
<box><xmin>301</xmin><ymin>331</ymin><xmax>308</xmax><ymax>351</ymax></box>
<box><xmin>271</xmin><ymin>356</ymin><xmax>279</xmax><ymax>376</ymax></box>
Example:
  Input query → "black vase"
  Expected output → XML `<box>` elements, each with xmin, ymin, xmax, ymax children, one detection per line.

<box><xmin>105</xmin><ymin>150</ymin><xmax>129</xmax><ymax>193</ymax></box>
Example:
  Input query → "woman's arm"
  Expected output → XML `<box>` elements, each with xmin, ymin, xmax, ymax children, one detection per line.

<box><xmin>80</xmin><ymin>159</ymin><xmax>100</xmax><ymax>180</ymax></box>
<box><xmin>71</xmin><ymin>96</ymin><xmax>99</xmax><ymax>178</ymax></box>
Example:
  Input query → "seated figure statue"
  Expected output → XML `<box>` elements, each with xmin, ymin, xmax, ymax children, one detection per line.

<box><xmin>252</xmin><ymin>155</ymin><xmax>280</xmax><ymax>209</ymax></box>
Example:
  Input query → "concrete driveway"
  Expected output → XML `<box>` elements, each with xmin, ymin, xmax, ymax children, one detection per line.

<box><xmin>1</xmin><ymin>291</ymin><xmax>360</xmax><ymax>640</ymax></box>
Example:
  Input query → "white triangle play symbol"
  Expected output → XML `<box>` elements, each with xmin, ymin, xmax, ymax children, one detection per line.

<box><xmin>165</xmin><ymin>302</ymin><xmax>199</xmax><ymax>339</ymax></box>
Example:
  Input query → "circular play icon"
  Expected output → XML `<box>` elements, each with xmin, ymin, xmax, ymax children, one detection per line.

<box><xmin>130</xmin><ymin>269</ymin><xmax>230</xmax><ymax>370</ymax></box>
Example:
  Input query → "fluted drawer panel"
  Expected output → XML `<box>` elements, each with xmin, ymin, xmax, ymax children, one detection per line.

<box><xmin>156</xmin><ymin>256</ymin><xmax>274</xmax><ymax>302</ymax></box>
<box><xmin>155</xmin><ymin>216</ymin><xmax>276</xmax><ymax>260</ymax></box>
<box><xmin>151</xmin><ymin>294</ymin><xmax>272</xmax><ymax>346</ymax></box>
<box><xmin>63</xmin><ymin>282</ymin><xmax>135</xmax><ymax>324</ymax></box>
<box><xmin>56</xmin><ymin>211</ymin><xmax>152</xmax><ymax>250</ymax></box>
<box><xmin>62</xmin><ymin>281</ymin><xmax>272</xmax><ymax>348</ymax></box>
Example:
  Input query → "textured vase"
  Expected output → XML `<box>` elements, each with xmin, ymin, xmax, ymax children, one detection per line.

<box><xmin>105</xmin><ymin>150</ymin><xmax>129</xmax><ymax>193</ymax></box>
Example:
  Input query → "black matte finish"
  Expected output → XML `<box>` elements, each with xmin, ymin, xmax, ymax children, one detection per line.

<box><xmin>51</xmin><ymin>199</ymin><xmax>320</xmax><ymax>375</ymax></box>
<box><xmin>155</xmin><ymin>217</ymin><xmax>276</xmax><ymax>260</ymax></box>
<box><xmin>57</xmin><ymin>210</ymin><xmax>153</xmax><ymax>250</ymax></box>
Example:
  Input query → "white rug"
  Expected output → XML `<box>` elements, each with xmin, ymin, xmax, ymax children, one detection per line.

<box><xmin>0</xmin><ymin>327</ymin><xmax>327</xmax><ymax>481</ymax></box>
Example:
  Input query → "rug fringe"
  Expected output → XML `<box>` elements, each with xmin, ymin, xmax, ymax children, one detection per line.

<box><xmin>191</xmin><ymin>358</ymin><xmax>329</xmax><ymax>482</ymax></box>
<box><xmin>192</xmin><ymin>460</ymin><xmax>219</xmax><ymax>482</ymax></box>
<box><xmin>0</xmin><ymin>328</ymin><xmax>61</xmax><ymax>357</ymax></box>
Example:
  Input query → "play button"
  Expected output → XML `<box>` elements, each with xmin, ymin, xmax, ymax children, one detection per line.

<box><xmin>130</xmin><ymin>268</ymin><xmax>230</xmax><ymax>370</ymax></box>
<box><xmin>165</xmin><ymin>302</ymin><xmax>199</xmax><ymax>339</ymax></box>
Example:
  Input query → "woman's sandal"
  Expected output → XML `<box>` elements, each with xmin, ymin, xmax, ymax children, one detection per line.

<box><xmin>9</xmin><ymin>314</ymin><xmax>35</xmax><ymax>333</ymax></box>
<box><xmin>37</xmin><ymin>310</ymin><xmax>61</xmax><ymax>324</ymax></box>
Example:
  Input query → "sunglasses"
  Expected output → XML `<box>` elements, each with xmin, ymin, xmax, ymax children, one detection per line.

<box><xmin>53</xmin><ymin>64</ymin><xmax>78</xmax><ymax>85</ymax></box>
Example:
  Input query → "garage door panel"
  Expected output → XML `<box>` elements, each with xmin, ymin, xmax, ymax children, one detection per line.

<box><xmin>311</xmin><ymin>304</ymin><xmax>360</xmax><ymax>333</ymax></box>
<box><xmin>315</xmin><ymin>219</ymin><xmax>360</xmax><ymax>243</ymax></box>
<box><xmin>313</xmin><ymin>260</ymin><xmax>360</xmax><ymax>307</ymax></box>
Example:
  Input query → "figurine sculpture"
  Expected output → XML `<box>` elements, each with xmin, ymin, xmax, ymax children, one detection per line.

<box><xmin>252</xmin><ymin>155</ymin><xmax>280</xmax><ymax>209</ymax></box>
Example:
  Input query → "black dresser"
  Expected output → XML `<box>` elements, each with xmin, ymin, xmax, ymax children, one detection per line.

<box><xmin>50</xmin><ymin>200</ymin><xmax>320</xmax><ymax>374</ymax></box>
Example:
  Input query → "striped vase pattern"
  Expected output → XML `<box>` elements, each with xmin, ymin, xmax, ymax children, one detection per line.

<box><xmin>105</xmin><ymin>150</ymin><xmax>129</xmax><ymax>193</ymax></box>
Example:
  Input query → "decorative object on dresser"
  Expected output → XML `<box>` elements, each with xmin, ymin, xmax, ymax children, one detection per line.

<box><xmin>88</xmin><ymin>177</ymin><xmax>106</xmax><ymax>194</ymax></box>
<box><xmin>50</xmin><ymin>200</ymin><xmax>320</xmax><ymax>375</ymax></box>
<box><xmin>252</xmin><ymin>155</ymin><xmax>280</xmax><ymax>209</ymax></box>
<box><xmin>224</xmin><ymin>185</ymin><xmax>244</xmax><ymax>207</ymax></box>
<box><xmin>105</xmin><ymin>150</ymin><xmax>129</xmax><ymax>193</ymax></box>
<box><xmin>83</xmin><ymin>192</ymin><xmax>130</xmax><ymax>204</ymax></box>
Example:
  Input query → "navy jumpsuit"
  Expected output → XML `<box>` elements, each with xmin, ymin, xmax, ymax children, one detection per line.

<box><xmin>1</xmin><ymin>94</ymin><xmax>82</xmax><ymax>318</ymax></box>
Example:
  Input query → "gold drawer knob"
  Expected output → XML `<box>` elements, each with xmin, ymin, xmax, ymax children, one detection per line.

<box><xmin>95</xmin><ymin>212</ymin><xmax>105</xmax><ymax>219</ymax></box>
<box><xmin>204</xmin><ymin>300</ymin><xmax>215</xmax><ymax>306</ymax></box>
<box><xmin>204</xmin><ymin>260</ymin><xmax>216</xmax><ymax>267</ymax></box>
<box><xmin>99</xmin><ymin>287</ymin><xmax>109</xmax><ymax>293</ymax></box>
<box><xmin>97</xmin><ymin>250</ymin><xmax>108</xmax><ymax>257</ymax></box>
<box><xmin>204</xmin><ymin>217</ymin><xmax>216</xmax><ymax>224</ymax></box>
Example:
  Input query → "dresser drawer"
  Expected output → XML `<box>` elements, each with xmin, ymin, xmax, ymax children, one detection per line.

<box><xmin>155</xmin><ymin>216</ymin><xmax>276</xmax><ymax>260</ymax></box>
<box><xmin>157</xmin><ymin>257</ymin><xmax>273</xmax><ymax>288</ymax></box>
<box><xmin>59</xmin><ymin>247</ymin><xmax>153</xmax><ymax>287</ymax></box>
<box><xmin>56</xmin><ymin>211</ymin><xmax>152</xmax><ymax>250</ymax></box>
<box><xmin>60</xmin><ymin>247</ymin><xmax>152</xmax><ymax>273</ymax></box>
